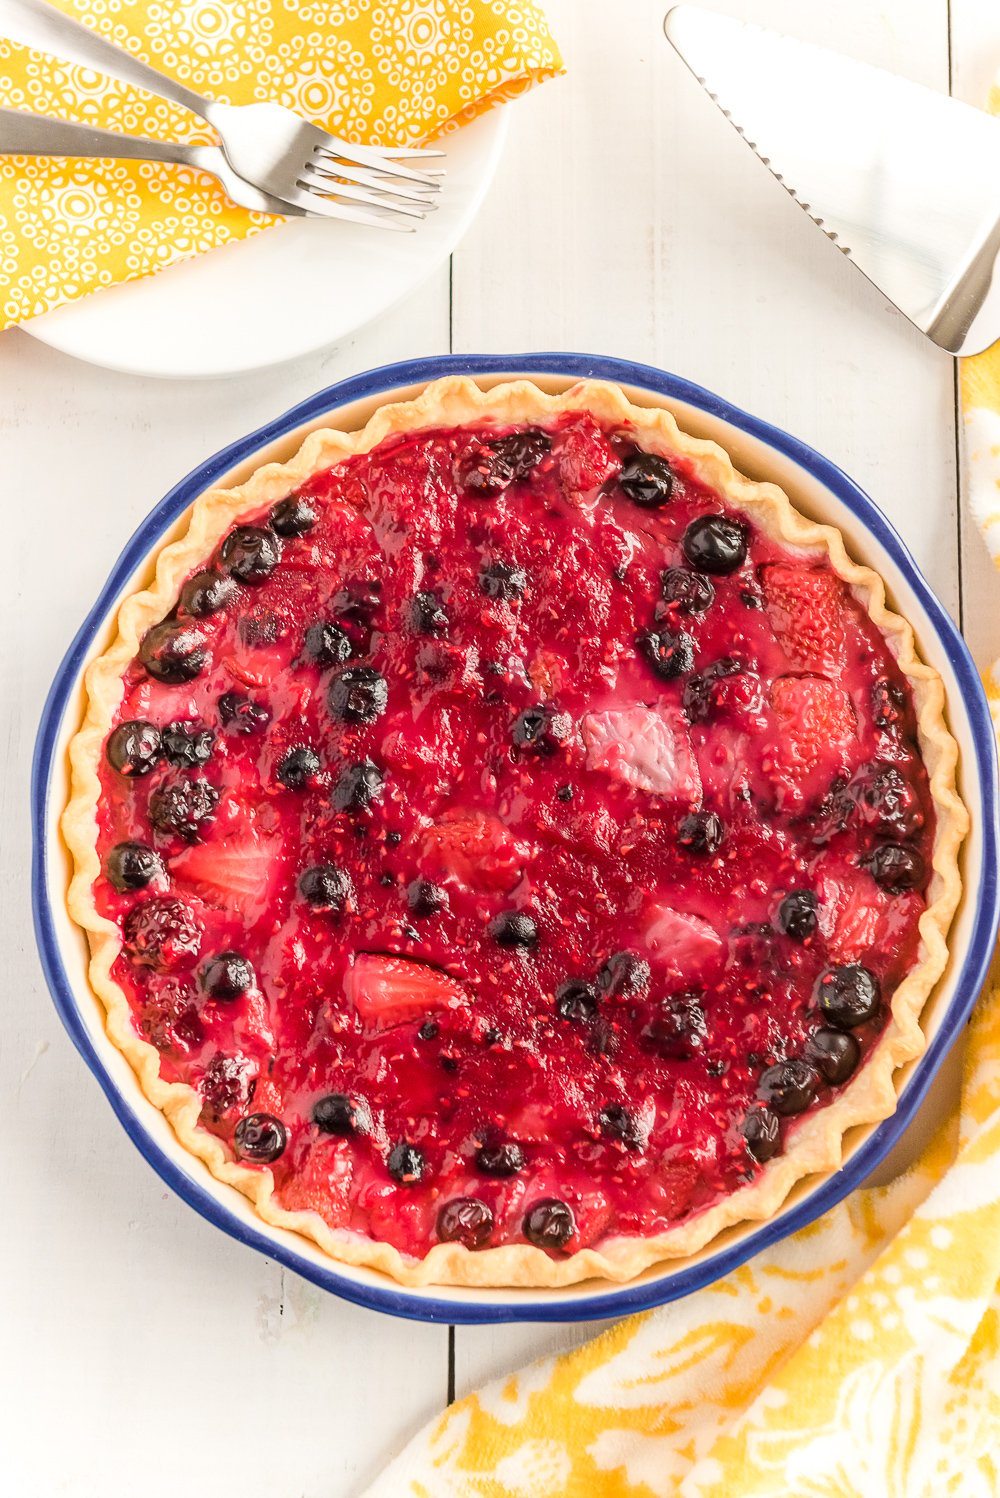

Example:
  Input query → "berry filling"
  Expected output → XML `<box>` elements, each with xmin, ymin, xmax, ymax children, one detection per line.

<box><xmin>93</xmin><ymin>413</ymin><xmax>935</xmax><ymax>1261</ymax></box>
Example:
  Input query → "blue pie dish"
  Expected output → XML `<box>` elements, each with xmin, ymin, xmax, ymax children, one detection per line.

<box><xmin>32</xmin><ymin>353</ymin><xmax>1000</xmax><ymax>1324</ymax></box>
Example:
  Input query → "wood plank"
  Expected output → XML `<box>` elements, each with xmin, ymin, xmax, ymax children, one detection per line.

<box><xmin>951</xmin><ymin>0</ymin><xmax>1000</xmax><ymax>669</ymax></box>
<box><xmin>1</xmin><ymin>274</ymin><xmax>453</xmax><ymax>1498</ymax></box>
<box><xmin>451</xmin><ymin>0</ymin><xmax>958</xmax><ymax>1399</ymax></box>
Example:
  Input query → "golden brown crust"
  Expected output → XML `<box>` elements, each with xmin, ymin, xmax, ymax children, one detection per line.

<box><xmin>61</xmin><ymin>376</ymin><xmax>968</xmax><ymax>1288</ymax></box>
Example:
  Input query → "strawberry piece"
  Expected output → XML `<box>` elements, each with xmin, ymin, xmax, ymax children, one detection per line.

<box><xmin>767</xmin><ymin>675</ymin><xmax>858</xmax><ymax>806</ymax></box>
<box><xmin>816</xmin><ymin>865</ymin><xmax>924</xmax><ymax>964</ymax></box>
<box><xmin>582</xmin><ymin>704</ymin><xmax>702</xmax><ymax>803</ymax></box>
<box><xmin>170</xmin><ymin>831</ymin><xmax>281</xmax><ymax>912</ymax></box>
<box><xmin>345</xmin><ymin>954</ymin><xmax>467</xmax><ymax>1031</ymax></box>
<box><xmin>250</xmin><ymin>1075</ymin><xmax>284</xmax><ymax>1116</ymax></box>
<box><xmin>418</xmin><ymin>807</ymin><xmax>525</xmax><ymax>892</ymax></box>
<box><xmin>644</xmin><ymin>906</ymin><xmax>723</xmax><ymax>978</ymax></box>
<box><xmin>279</xmin><ymin>1140</ymin><xmax>354</xmax><ymax>1228</ymax></box>
<box><xmin>762</xmin><ymin>564</ymin><xmax>846</xmax><ymax>674</ymax></box>
<box><xmin>551</xmin><ymin>415</ymin><xmax>620</xmax><ymax>501</ymax></box>
<box><xmin>648</xmin><ymin>1161</ymin><xmax>701</xmax><ymax>1221</ymax></box>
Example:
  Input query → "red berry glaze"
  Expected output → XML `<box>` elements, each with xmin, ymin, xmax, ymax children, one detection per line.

<box><xmin>92</xmin><ymin>413</ymin><xmax>935</xmax><ymax>1260</ymax></box>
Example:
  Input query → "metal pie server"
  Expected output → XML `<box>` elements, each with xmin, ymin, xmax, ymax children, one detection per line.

<box><xmin>664</xmin><ymin>5</ymin><xmax>1000</xmax><ymax>356</ymax></box>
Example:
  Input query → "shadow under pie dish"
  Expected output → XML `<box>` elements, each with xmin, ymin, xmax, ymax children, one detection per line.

<box><xmin>53</xmin><ymin>366</ymin><xmax>976</xmax><ymax>1294</ymax></box>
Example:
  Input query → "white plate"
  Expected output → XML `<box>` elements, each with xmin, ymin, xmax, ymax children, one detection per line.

<box><xmin>22</xmin><ymin>110</ymin><xmax>507</xmax><ymax>381</ymax></box>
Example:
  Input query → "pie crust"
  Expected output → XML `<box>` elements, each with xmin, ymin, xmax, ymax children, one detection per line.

<box><xmin>61</xmin><ymin>376</ymin><xmax>968</xmax><ymax>1287</ymax></box>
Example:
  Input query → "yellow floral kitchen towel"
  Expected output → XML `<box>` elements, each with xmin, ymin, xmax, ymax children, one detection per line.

<box><xmin>363</xmin><ymin>979</ymin><xmax>1000</xmax><ymax>1498</ymax></box>
<box><xmin>359</xmin><ymin>105</ymin><xmax>1000</xmax><ymax>1498</ymax></box>
<box><xmin>0</xmin><ymin>0</ymin><xmax>561</xmax><ymax>328</ymax></box>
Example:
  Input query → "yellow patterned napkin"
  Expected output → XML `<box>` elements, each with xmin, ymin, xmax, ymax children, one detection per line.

<box><xmin>359</xmin><ymin>91</ymin><xmax>1000</xmax><ymax>1498</ymax></box>
<box><xmin>0</xmin><ymin>0</ymin><xmax>562</xmax><ymax>329</ymax></box>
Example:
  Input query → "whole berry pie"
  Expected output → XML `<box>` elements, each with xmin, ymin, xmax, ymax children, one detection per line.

<box><xmin>62</xmin><ymin>377</ymin><xmax>967</xmax><ymax>1286</ymax></box>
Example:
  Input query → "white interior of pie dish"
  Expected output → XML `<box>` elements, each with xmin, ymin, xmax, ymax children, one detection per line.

<box><xmin>33</xmin><ymin>354</ymin><xmax>1000</xmax><ymax>1323</ymax></box>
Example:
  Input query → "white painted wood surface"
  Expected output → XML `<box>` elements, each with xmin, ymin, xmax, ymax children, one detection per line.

<box><xmin>3</xmin><ymin>1</ymin><xmax>996</xmax><ymax>1490</ymax></box>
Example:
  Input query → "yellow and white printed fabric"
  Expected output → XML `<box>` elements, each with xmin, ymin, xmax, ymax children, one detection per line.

<box><xmin>361</xmin><ymin>92</ymin><xmax>1000</xmax><ymax>1498</ymax></box>
<box><xmin>0</xmin><ymin>0</ymin><xmax>562</xmax><ymax>329</ymax></box>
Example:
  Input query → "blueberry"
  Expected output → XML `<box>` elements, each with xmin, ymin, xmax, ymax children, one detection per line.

<box><xmin>777</xmin><ymin>890</ymin><xmax>818</xmax><ymax>942</ymax></box>
<box><xmin>313</xmin><ymin>1092</ymin><xmax>371</xmax><ymax>1136</ymax></box>
<box><xmin>461</xmin><ymin>443</ymin><xmax>516</xmax><ymax>496</ymax></box>
<box><xmin>682</xmin><ymin>514</ymin><xmax>748</xmax><ymax>574</ymax></box>
<box><xmin>742</xmin><ymin>1107</ymin><xmax>781</xmax><ymax>1162</ymax></box>
<box><xmin>872</xmin><ymin>676</ymin><xmax>905</xmax><ymax>728</ymax></box>
<box><xmin>556</xmin><ymin>784</ymin><xmax>574</xmax><ymax>802</ymax></box>
<box><xmin>234</xmin><ymin>1112</ymin><xmax>287</xmax><ymax>1163</ymax></box>
<box><xmin>418</xmin><ymin>1020</ymin><xmax>439</xmax><ymax>1041</ymax></box>
<box><xmin>332</xmin><ymin>759</ymin><xmax>384</xmax><ymax>811</ymax></box>
<box><xmin>407</xmin><ymin>879</ymin><xmax>447</xmax><ymax>918</ymax></box>
<box><xmin>479</xmin><ymin>559</ymin><xmax>527</xmax><ymax>600</ymax></box>
<box><xmin>639</xmin><ymin>628</ymin><xmax>695</xmax><ymax>680</ymax></box>
<box><xmin>269</xmin><ymin>494</ymin><xmax>317</xmax><ymax>537</ymax></box>
<box><xmin>276</xmin><ymin>746</ymin><xmax>321</xmax><ymax>789</ymax></box>
<box><xmin>728</xmin><ymin>922</ymin><xmax>775</xmax><ymax>968</ymax></box>
<box><xmin>555</xmin><ymin>978</ymin><xmax>598</xmax><ymax>1021</ymax></box>
<box><xmin>387</xmin><ymin>1142</ymin><xmax>425</xmax><ymax>1184</ymax></box>
<box><xmin>218</xmin><ymin>691</ymin><xmax>270</xmax><ymax>735</ymax></box>
<box><xmin>661</xmin><ymin>567</ymin><xmax>715</xmax><ymax>614</ymax></box>
<box><xmin>681</xmin><ymin>658</ymin><xmax>760</xmax><ymax>722</ymax></box>
<box><xmin>161</xmin><ymin>721</ymin><xmax>214</xmax><ymax>768</ymax></box>
<box><xmin>678</xmin><ymin>810</ymin><xmax>725</xmax><ymax>855</ymax></box>
<box><xmin>598</xmin><ymin>1102</ymin><xmax>644</xmax><ymax>1149</ymax></box>
<box><xmin>220</xmin><ymin>526</ymin><xmax>282</xmax><ymax>584</ymax></box>
<box><xmin>304</xmin><ymin>621</ymin><xmax>353</xmax><ymax>668</ymax></box>
<box><xmin>596</xmin><ymin>950</ymin><xmax>650</xmax><ymax>997</ymax></box>
<box><xmin>333</xmin><ymin>580</ymin><xmax>381</xmax><ymax>627</ymax></box>
<box><xmin>121</xmin><ymin>897</ymin><xmax>201</xmax><ymax>972</ymax></box>
<box><xmin>299</xmin><ymin>864</ymin><xmax>353</xmax><ymax>912</ymax></box>
<box><xmin>588</xmin><ymin>1017</ymin><xmax>621</xmax><ymax>1059</ymax></box>
<box><xmin>488</xmin><ymin>911</ymin><xmax>539</xmax><ymax>949</ymax></box>
<box><xmin>328</xmin><ymin>666</ymin><xmax>389</xmax><ymax>725</ymax></box>
<box><xmin>179</xmin><ymin>569</ymin><xmax>236</xmax><ymax>618</ymax></box>
<box><xmin>491</xmin><ymin>429</ymin><xmax>552</xmax><ymax>478</ymax></box>
<box><xmin>816</xmin><ymin>964</ymin><xmax>880</xmax><ymax>1029</ymax></box>
<box><xmin>511</xmin><ymin>704</ymin><xmax>570</xmax><ymax>753</ymax></box>
<box><xmin>437</xmin><ymin>1197</ymin><xmax>494</xmax><ymax>1249</ymax></box>
<box><xmin>410</xmin><ymin>591</ymin><xmax>448</xmax><ymax>634</ymax></box>
<box><xmin>201</xmin><ymin>952</ymin><xmax>255</xmax><ymax>1001</ymax></box>
<box><xmin>139</xmin><ymin>621</ymin><xmax>208</xmax><ymax>684</ymax></box>
<box><xmin>106</xmin><ymin>720</ymin><xmax>161</xmax><ymax>777</ymax></box>
<box><xmin>149</xmin><ymin>778</ymin><xmax>219</xmax><ymax>843</ymax></box>
<box><xmin>619</xmin><ymin>452</ymin><xmax>674</xmax><ymax>508</ymax></box>
<box><xmin>854</xmin><ymin>764</ymin><xmax>924</xmax><ymax>839</ymax></box>
<box><xmin>104</xmin><ymin>841</ymin><xmax>165</xmax><ymax>893</ymax></box>
<box><xmin>523</xmin><ymin>1198</ymin><xmax>575</xmax><ymax>1251</ymax></box>
<box><xmin>758</xmin><ymin>1058</ymin><xmax>820</xmax><ymax>1116</ymax></box>
<box><xmin>476</xmin><ymin>1141</ymin><xmax>525</xmax><ymax>1177</ymax></box>
<box><xmin>804</xmin><ymin>1028</ymin><xmax>861</xmax><ymax>1086</ymax></box>
<box><xmin>866</xmin><ymin>843</ymin><xmax>926</xmax><ymax>893</ymax></box>
<box><xmin>639</xmin><ymin>993</ymin><xmax>708</xmax><ymax>1058</ymax></box>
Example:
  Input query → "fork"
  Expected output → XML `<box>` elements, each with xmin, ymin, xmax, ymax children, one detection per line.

<box><xmin>0</xmin><ymin>106</ymin><xmax>421</xmax><ymax>226</ymax></box>
<box><xmin>0</xmin><ymin>0</ymin><xmax>444</xmax><ymax>226</ymax></box>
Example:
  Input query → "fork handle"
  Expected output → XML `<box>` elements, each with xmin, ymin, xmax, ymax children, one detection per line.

<box><xmin>0</xmin><ymin>0</ymin><xmax>212</xmax><ymax>123</ymax></box>
<box><xmin>0</xmin><ymin>105</ymin><xmax>195</xmax><ymax>165</ymax></box>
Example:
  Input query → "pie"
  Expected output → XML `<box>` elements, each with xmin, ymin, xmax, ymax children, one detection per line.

<box><xmin>61</xmin><ymin>376</ymin><xmax>968</xmax><ymax>1287</ymax></box>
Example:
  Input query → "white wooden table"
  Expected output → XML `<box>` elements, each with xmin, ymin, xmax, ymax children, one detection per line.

<box><xmin>5</xmin><ymin>2</ymin><xmax>999</xmax><ymax>1492</ymax></box>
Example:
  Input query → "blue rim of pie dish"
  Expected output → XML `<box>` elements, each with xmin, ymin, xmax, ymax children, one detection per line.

<box><xmin>32</xmin><ymin>352</ymin><xmax>1000</xmax><ymax>1325</ymax></box>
